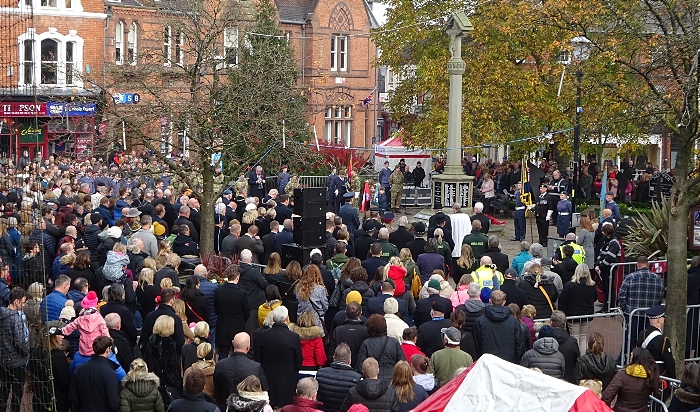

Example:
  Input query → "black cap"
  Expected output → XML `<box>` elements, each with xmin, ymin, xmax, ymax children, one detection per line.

<box><xmin>431</xmin><ymin>300</ymin><xmax>447</xmax><ymax>314</ymax></box>
<box><xmin>412</xmin><ymin>221</ymin><xmax>426</xmax><ymax>235</ymax></box>
<box><xmin>362</xmin><ymin>220</ymin><xmax>376</xmax><ymax>233</ymax></box>
<box><xmin>90</xmin><ymin>212</ymin><xmax>103</xmax><ymax>224</ymax></box>
<box><xmin>646</xmin><ymin>305</ymin><xmax>666</xmax><ymax>319</ymax></box>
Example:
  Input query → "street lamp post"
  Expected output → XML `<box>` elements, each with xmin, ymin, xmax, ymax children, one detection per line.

<box><xmin>572</xmin><ymin>69</ymin><xmax>583</xmax><ymax>213</ymax></box>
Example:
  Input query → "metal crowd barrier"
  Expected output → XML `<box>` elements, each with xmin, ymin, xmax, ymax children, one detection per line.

<box><xmin>648</xmin><ymin>395</ymin><xmax>668</xmax><ymax>412</ymax></box>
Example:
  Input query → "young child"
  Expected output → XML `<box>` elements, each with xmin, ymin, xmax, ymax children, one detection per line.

<box><xmin>580</xmin><ymin>379</ymin><xmax>602</xmax><ymax>398</ymax></box>
<box><xmin>375</xmin><ymin>187</ymin><xmax>389</xmax><ymax>211</ymax></box>
<box><xmin>61</xmin><ymin>291</ymin><xmax>109</xmax><ymax>356</ymax></box>
<box><xmin>103</xmin><ymin>243</ymin><xmax>131</xmax><ymax>283</ymax></box>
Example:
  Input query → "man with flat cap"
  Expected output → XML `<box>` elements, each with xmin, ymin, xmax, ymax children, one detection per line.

<box><xmin>636</xmin><ymin>305</ymin><xmax>675</xmax><ymax>378</ymax></box>
<box><xmin>604</xmin><ymin>191</ymin><xmax>621</xmax><ymax>223</ymax></box>
<box><xmin>338</xmin><ymin>192</ymin><xmax>360</xmax><ymax>237</ymax></box>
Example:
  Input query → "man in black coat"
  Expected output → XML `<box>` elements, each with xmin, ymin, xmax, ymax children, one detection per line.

<box><xmin>354</xmin><ymin>221</ymin><xmax>377</xmax><ymax>262</ymax></box>
<box><xmin>105</xmin><ymin>313</ymin><xmax>135</xmax><ymax>375</ymax></box>
<box><xmin>316</xmin><ymin>343</ymin><xmax>363</xmax><ymax>412</ymax></box>
<box><xmin>550</xmin><ymin>310</ymin><xmax>580</xmax><ymax>383</ymax></box>
<box><xmin>471</xmin><ymin>203</ymin><xmax>490</xmax><ymax>234</ymax></box>
<box><xmin>139</xmin><ymin>289</ymin><xmax>185</xmax><ymax>355</ymax></box>
<box><xmin>428</xmin><ymin>210</ymin><xmax>451</xmax><ymax>233</ymax></box>
<box><xmin>406</xmin><ymin>222</ymin><xmax>428</xmax><ymax>262</ymax></box>
<box><xmin>332</xmin><ymin>302</ymin><xmax>368</xmax><ymax>369</ymax></box>
<box><xmin>214</xmin><ymin>332</ymin><xmax>267</xmax><ymax>406</ymax></box>
<box><xmin>339</xmin><ymin>357</ymin><xmax>399</xmax><ymax>412</ymax></box>
<box><xmin>367</xmin><ymin>281</ymin><xmax>408</xmax><ymax>319</ymax></box>
<box><xmin>68</xmin><ymin>336</ymin><xmax>121</xmax><ymax>412</ymax></box>
<box><xmin>414</xmin><ymin>281</ymin><xmax>453</xmax><ymax>327</ymax></box>
<box><xmin>416</xmin><ymin>300</ymin><xmax>452</xmax><ymax>357</ymax></box>
<box><xmin>473</xmin><ymin>290</ymin><xmax>525</xmax><ymax>363</ymax></box>
<box><xmin>261</xmin><ymin>221</ymin><xmax>279</xmax><ymax>265</ymax></box>
<box><xmin>500</xmin><ymin>269</ymin><xmax>528</xmax><ymax>309</ymax></box>
<box><xmin>274</xmin><ymin>195</ymin><xmax>293</xmax><ymax>224</ymax></box>
<box><xmin>389</xmin><ymin>216</ymin><xmax>414</xmax><ymax>252</ymax></box>
<box><xmin>214</xmin><ymin>266</ymin><xmax>250</xmax><ymax>358</ymax></box>
<box><xmin>173</xmin><ymin>206</ymin><xmax>199</xmax><ymax>243</ymax></box>
<box><xmin>238</xmin><ymin>251</ymin><xmax>268</xmax><ymax>334</ymax></box>
<box><xmin>253</xmin><ymin>306</ymin><xmax>302</xmax><ymax>408</ymax></box>
<box><xmin>274</xmin><ymin>219</ymin><xmax>294</xmax><ymax>254</ymax></box>
<box><xmin>172</xmin><ymin>225</ymin><xmax>200</xmax><ymax>257</ymax></box>
<box><xmin>553</xmin><ymin>245</ymin><xmax>578</xmax><ymax>286</ymax></box>
<box><xmin>483</xmin><ymin>236</ymin><xmax>510</xmax><ymax>274</ymax></box>
<box><xmin>235</xmin><ymin>226</ymin><xmax>264</xmax><ymax>263</ymax></box>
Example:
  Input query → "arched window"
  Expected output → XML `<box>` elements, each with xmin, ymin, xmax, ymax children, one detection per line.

<box><xmin>115</xmin><ymin>21</ymin><xmax>124</xmax><ymax>64</ymax></box>
<box><xmin>66</xmin><ymin>41</ymin><xmax>75</xmax><ymax>84</ymax></box>
<box><xmin>40</xmin><ymin>39</ymin><xmax>58</xmax><ymax>84</ymax></box>
<box><xmin>128</xmin><ymin>23</ymin><xmax>137</xmax><ymax>64</ymax></box>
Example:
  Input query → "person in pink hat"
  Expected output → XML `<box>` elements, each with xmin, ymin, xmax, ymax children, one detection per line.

<box><xmin>62</xmin><ymin>291</ymin><xmax>109</xmax><ymax>356</ymax></box>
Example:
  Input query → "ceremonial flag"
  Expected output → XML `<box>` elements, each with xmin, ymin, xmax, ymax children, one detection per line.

<box><xmin>361</xmin><ymin>181</ymin><xmax>371</xmax><ymax>212</ymax></box>
<box><xmin>348</xmin><ymin>158</ymin><xmax>353</xmax><ymax>182</ymax></box>
<box><xmin>521</xmin><ymin>157</ymin><xmax>533</xmax><ymax>206</ymax></box>
<box><xmin>361</xmin><ymin>87</ymin><xmax>377</xmax><ymax>107</ymax></box>
<box><xmin>600</xmin><ymin>164</ymin><xmax>607</xmax><ymax>222</ymax></box>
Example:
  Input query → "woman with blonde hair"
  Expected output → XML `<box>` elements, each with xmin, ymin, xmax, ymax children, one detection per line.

<box><xmin>181</xmin><ymin>321</ymin><xmax>211</xmax><ymax>371</ymax></box>
<box><xmin>455</xmin><ymin>244</ymin><xmax>479</xmax><ymax>278</ymax></box>
<box><xmin>263</xmin><ymin>252</ymin><xmax>283</xmax><ymax>276</ymax></box>
<box><xmin>384</xmin><ymin>256</ymin><xmax>407</xmax><ymax>297</ymax></box>
<box><xmin>295</xmin><ymin>264</ymin><xmax>328</xmax><ymax>327</ymax></box>
<box><xmin>559</xmin><ymin>263</ymin><xmax>598</xmax><ymax>352</ymax></box>
<box><xmin>392</xmin><ymin>360</ymin><xmax>429</xmax><ymax>412</ymax></box>
<box><xmin>399</xmin><ymin>248</ymin><xmax>418</xmax><ymax>290</ymax></box>
<box><xmin>182</xmin><ymin>342</ymin><xmax>216</xmax><ymax>400</ymax></box>
<box><xmin>25</xmin><ymin>282</ymin><xmax>45</xmax><ymax>348</ymax></box>
<box><xmin>289</xmin><ymin>311</ymin><xmax>327</xmax><ymax>373</ymax></box>
<box><xmin>136</xmin><ymin>267</ymin><xmax>160</xmax><ymax>318</ymax></box>
<box><xmin>225</xmin><ymin>375</ymin><xmax>273</xmax><ymax>412</ymax></box>
<box><xmin>518</xmin><ymin>264</ymin><xmax>558</xmax><ymax>319</ymax></box>
<box><xmin>336</xmin><ymin>229</ymin><xmax>355</xmax><ymax>257</ymax></box>
<box><xmin>172</xmin><ymin>299</ymin><xmax>195</xmax><ymax>341</ymax></box>
<box><xmin>120</xmin><ymin>358</ymin><xmax>165</xmax><ymax>412</ymax></box>
<box><xmin>450</xmin><ymin>274</ymin><xmax>473</xmax><ymax>309</ymax></box>
<box><xmin>521</xmin><ymin>304</ymin><xmax>537</xmax><ymax>344</ymax></box>
<box><xmin>574</xmin><ymin>332</ymin><xmax>617</xmax><ymax>389</ymax></box>
<box><xmin>432</xmin><ymin>228</ymin><xmax>453</xmax><ymax>272</ymax></box>
<box><xmin>143</xmin><ymin>315</ymin><xmax>182</xmax><ymax>406</ymax></box>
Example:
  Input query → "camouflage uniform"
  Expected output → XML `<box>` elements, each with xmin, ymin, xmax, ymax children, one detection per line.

<box><xmin>389</xmin><ymin>167</ymin><xmax>404</xmax><ymax>211</ymax></box>
<box><xmin>349</xmin><ymin>173</ymin><xmax>362</xmax><ymax>208</ymax></box>
<box><xmin>233</xmin><ymin>175</ymin><xmax>249</xmax><ymax>197</ymax></box>
<box><xmin>285</xmin><ymin>175</ymin><xmax>300</xmax><ymax>195</ymax></box>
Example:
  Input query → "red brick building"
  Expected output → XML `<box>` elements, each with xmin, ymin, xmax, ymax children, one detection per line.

<box><xmin>275</xmin><ymin>0</ymin><xmax>378</xmax><ymax>149</ymax></box>
<box><xmin>0</xmin><ymin>0</ymin><xmax>106</xmax><ymax>161</ymax></box>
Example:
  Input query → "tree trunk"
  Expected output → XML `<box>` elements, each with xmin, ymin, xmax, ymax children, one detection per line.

<box><xmin>199</xmin><ymin>165</ymin><xmax>215</xmax><ymax>255</ymax></box>
<box><xmin>666</xmin><ymin>131</ymin><xmax>691</xmax><ymax>377</ymax></box>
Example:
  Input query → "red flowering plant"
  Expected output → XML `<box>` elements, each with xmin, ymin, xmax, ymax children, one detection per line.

<box><xmin>199</xmin><ymin>252</ymin><xmax>237</xmax><ymax>284</ymax></box>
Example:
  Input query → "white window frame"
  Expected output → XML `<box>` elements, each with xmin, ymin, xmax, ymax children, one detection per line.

<box><xmin>23</xmin><ymin>37</ymin><xmax>34</xmax><ymax>85</ymax></box>
<box><xmin>330</xmin><ymin>34</ymin><xmax>348</xmax><ymax>72</ymax></box>
<box><xmin>19</xmin><ymin>0</ymin><xmax>84</xmax><ymax>12</ymax></box>
<box><xmin>18</xmin><ymin>28</ymin><xmax>84</xmax><ymax>87</ymax></box>
<box><xmin>323</xmin><ymin>105</ymin><xmax>352</xmax><ymax>146</ymax></box>
<box><xmin>175</xmin><ymin>31</ymin><xmax>184</xmax><ymax>65</ymax></box>
<box><xmin>127</xmin><ymin>23</ymin><xmax>137</xmax><ymax>65</ymax></box>
<box><xmin>163</xmin><ymin>26</ymin><xmax>172</xmax><ymax>66</ymax></box>
<box><xmin>223</xmin><ymin>27</ymin><xmax>238</xmax><ymax>66</ymax></box>
<box><xmin>115</xmin><ymin>21</ymin><xmax>124</xmax><ymax>65</ymax></box>
<box><xmin>65</xmin><ymin>41</ymin><xmax>75</xmax><ymax>85</ymax></box>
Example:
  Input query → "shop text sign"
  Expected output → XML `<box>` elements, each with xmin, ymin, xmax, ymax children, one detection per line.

<box><xmin>46</xmin><ymin>102</ymin><xmax>96</xmax><ymax>117</ymax></box>
<box><xmin>0</xmin><ymin>102</ymin><xmax>47</xmax><ymax>117</ymax></box>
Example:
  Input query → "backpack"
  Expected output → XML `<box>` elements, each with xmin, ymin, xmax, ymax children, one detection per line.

<box><xmin>327</xmin><ymin>260</ymin><xmax>344</xmax><ymax>282</ymax></box>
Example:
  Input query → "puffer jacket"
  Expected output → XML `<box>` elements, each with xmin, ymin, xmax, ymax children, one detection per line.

<box><xmin>341</xmin><ymin>281</ymin><xmax>374</xmax><ymax>312</ymax></box>
<box><xmin>288</xmin><ymin>324</ymin><xmax>327</xmax><ymax>368</ymax></box>
<box><xmin>0</xmin><ymin>278</ymin><xmax>10</xmax><ymax>307</ymax></box>
<box><xmin>356</xmin><ymin>336</ymin><xmax>406</xmax><ymax>382</ymax></box>
<box><xmin>387</xmin><ymin>265</ymin><xmax>407</xmax><ymax>297</ymax></box>
<box><xmin>0</xmin><ymin>306</ymin><xmax>29</xmax><ymax>369</ymax></box>
<box><xmin>602</xmin><ymin>364</ymin><xmax>655</xmax><ymax>412</ymax></box>
<box><xmin>226</xmin><ymin>391</ymin><xmax>273</xmax><ymax>412</ymax></box>
<box><xmin>518</xmin><ymin>273</ymin><xmax>559</xmax><ymax>319</ymax></box>
<box><xmin>574</xmin><ymin>351</ymin><xmax>618</xmax><ymax>389</ymax></box>
<box><xmin>40</xmin><ymin>290</ymin><xmax>68</xmax><ymax>323</ymax></box>
<box><xmin>83</xmin><ymin>224</ymin><xmax>103</xmax><ymax>261</ymax></box>
<box><xmin>340</xmin><ymin>379</ymin><xmax>399</xmax><ymax>412</ymax></box>
<box><xmin>520</xmin><ymin>337</ymin><xmax>566</xmax><ymax>379</ymax></box>
<box><xmin>62</xmin><ymin>308</ymin><xmax>109</xmax><ymax>356</ymax></box>
<box><xmin>316</xmin><ymin>362</ymin><xmax>362</xmax><ymax>412</ymax></box>
<box><xmin>103</xmin><ymin>251</ymin><xmax>130</xmax><ymax>283</ymax></box>
<box><xmin>120</xmin><ymin>370</ymin><xmax>165</xmax><ymax>412</ymax></box>
<box><xmin>457</xmin><ymin>299</ymin><xmax>485</xmax><ymax>333</ymax></box>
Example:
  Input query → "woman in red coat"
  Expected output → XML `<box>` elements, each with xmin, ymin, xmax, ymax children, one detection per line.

<box><xmin>289</xmin><ymin>311</ymin><xmax>327</xmax><ymax>374</ymax></box>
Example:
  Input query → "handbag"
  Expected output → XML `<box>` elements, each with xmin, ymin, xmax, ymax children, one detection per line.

<box><xmin>185</xmin><ymin>302</ymin><xmax>205</xmax><ymax>322</ymax></box>
<box><xmin>539</xmin><ymin>285</ymin><xmax>554</xmax><ymax>312</ymax></box>
<box><xmin>411</xmin><ymin>267</ymin><xmax>422</xmax><ymax>299</ymax></box>
<box><xmin>310</xmin><ymin>299</ymin><xmax>331</xmax><ymax>345</ymax></box>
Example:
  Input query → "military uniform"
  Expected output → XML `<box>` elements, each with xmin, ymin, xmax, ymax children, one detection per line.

<box><xmin>513</xmin><ymin>188</ymin><xmax>526</xmax><ymax>241</ymax></box>
<box><xmin>636</xmin><ymin>306</ymin><xmax>676</xmax><ymax>378</ymax></box>
<box><xmin>389</xmin><ymin>168</ymin><xmax>404</xmax><ymax>212</ymax></box>
<box><xmin>556</xmin><ymin>193</ymin><xmax>572</xmax><ymax>238</ymax></box>
<box><xmin>535</xmin><ymin>185</ymin><xmax>551</xmax><ymax>245</ymax></box>
<box><xmin>548</xmin><ymin>177</ymin><xmax>568</xmax><ymax>223</ymax></box>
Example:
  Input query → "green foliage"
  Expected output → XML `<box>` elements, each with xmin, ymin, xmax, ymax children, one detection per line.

<box><xmin>622</xmin><ymin>198</ymin><xmax>670</xmax><ymax>258</ymax></box>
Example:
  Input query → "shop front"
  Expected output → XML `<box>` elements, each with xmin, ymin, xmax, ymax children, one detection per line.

<box><xmin>0</xmin><ymin>101</ymin><xmax>97</xmax><ymax>164</ymax></box>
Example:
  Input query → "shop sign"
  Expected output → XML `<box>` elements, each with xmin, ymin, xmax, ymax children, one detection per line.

<box><xmin>0</xmin><ymin>102</ymin><xmax>47</xmax><ymax>117</ymax></box>
<box><xmin>74</xmin><ymin>134</ymin><xmax>93</xmax><ymax>159</ymax></box>
<box><xmin>46</xmin><ymin>102</ymin><xmax>97</xmax><ymax>117</ymax></box>
<box><xmin>19</xmin><ymin>122</ymin><xmax>44</xmax><ymax>144</ymax></box>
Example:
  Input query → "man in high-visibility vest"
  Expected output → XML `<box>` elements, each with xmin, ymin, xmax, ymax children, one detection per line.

<box><xmin>470</xmin><ymin>256</ymin><xmax>504</xmax><ymax>290</ymax></box>
<box><xmin>553</xmin><ymin>233</ymin><xmax>585</xmax><ymax>264</ymax></box>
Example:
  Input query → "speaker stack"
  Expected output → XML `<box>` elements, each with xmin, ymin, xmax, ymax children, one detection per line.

<box><xmin>281</xmin><ymin>187</ymin><xmax>327</xmax><ymax>267</ymax></box>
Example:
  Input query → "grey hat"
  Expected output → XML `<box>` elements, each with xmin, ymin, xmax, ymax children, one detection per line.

<box><xmin>440</xmin><ymin>327</ymin><xmax>461</xmax><ymax>345</ymax></box>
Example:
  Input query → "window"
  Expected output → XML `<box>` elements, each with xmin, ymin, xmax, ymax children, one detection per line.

<box><xmin>65</xmin><ymin>42</ymin><xmax>75</xmax><ymax>84</ymax></box>
<box><xmin>41</xmin><ymin>39</ymin><xmax>58</xmax><ymax>84</ymax></box>
<box><xmin>330</xmin><ymin>35</ymin><xmax>347</xmax><ymax>72</ymax></box>
<box><xmin>323</xmin><ymin>105</ymin><xmax>352</xmax><ymax>146</ymax></box>
<box><xmin>175</xmin><ymin>31</ymin><xmax>183</xmax><ymax>65</ymax></box>
<box><xmin>41</xmin><ymin>0</ymin><xmax>56</xmax><ymax>7</ymax></box>
<box><xmin>163</xmin><ymin>26</ymin><xmax>171</xmax><ymax>65</ymax></box>
<box><xmin>23</xmin><ymin>0</ymin><xmax>83</xmax><ymax>11</ymax></box>
<box><xmin>223</xmin><ymin>27</ymin><xmax>238</xmax><ymax>66</ymax></box>
<box><xmin>115</xmin><ymin>21</ymin><xmax>124</xmax><ymax>65</ymax></box>
<box><xmin>19</xmin><ymin>29</ymin><xmax>84</xmax><ymax>87</ymax></box>
<box><xmin>23</xmin><ymin>40</ymin><xmax>33</xmax><ymax>84</ymax></box>
<box><xmin>127</xmin><ymin>23</ymin><xmax>137</xmax><ymax>64</ymax></box>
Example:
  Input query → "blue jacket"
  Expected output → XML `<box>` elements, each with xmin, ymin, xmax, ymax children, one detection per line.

<box><xmin>197</xmin><ymin>277</ymin><xmax>218</xmax><ymax>329</ymax></box>
<box><xmin>0</xmin><ymin>278</ymin><xmax>10</xmax><ymax>307</ymax></box>
<box><xmin>69</xmin><ymin>351</ymin><xmax>126</xmax><ymax>381</ymax></box>
<box><xmin>114</xmin><ymin>198</ymin><xmax>129</xmax><ymax>220</ymax></box>
<box><xmin>378</xmin><ymin>167</ymin><xmax>391</xmax><ymax>186</ymax></box>
<box><xmin>52</xmin><ymin>254</ymin><xmax>72</xmax><ymax>279</ymax></box>
<box><xmin>274</xmin><ymin>229</ymin><xmax>294</xmax><ymax>253</ymax></box>
<box><xmin>40</xmin><ymin>290</ymin><xmax>68</xmax><ymax>323</ymax></box>
<box><xmin>97</xmin><ymin>204</ymin><xmax>115</xmax><ymax>226</ymax></box>
<box><xmin>30</xmin><ymin>229</ymin><xmax>55</xmax><ymax>278</ymax></box>
<box><xmin>511</xmin><ymin>251</ymin><xmax>532</xmax><ymax>276</ymax></box>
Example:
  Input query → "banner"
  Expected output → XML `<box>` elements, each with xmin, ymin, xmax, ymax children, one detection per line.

<box><xmin>19</xmin><ymin>120</ymin><xmax>44</xmax><ymax>144</ymax></box>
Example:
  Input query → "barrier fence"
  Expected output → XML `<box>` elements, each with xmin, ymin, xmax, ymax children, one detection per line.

<box><xmin>606</xmin><ymin>260</ymin><xmax>674</xmax><ymax>311</ymax></box>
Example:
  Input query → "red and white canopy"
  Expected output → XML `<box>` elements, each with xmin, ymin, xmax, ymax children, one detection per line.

<box><xmin>411</xmin><ymin>354</ymin><xmax>612</xmax><ymax>412</ymax></box>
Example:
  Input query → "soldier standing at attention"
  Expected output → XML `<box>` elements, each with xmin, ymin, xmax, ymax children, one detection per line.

<box><xmin>535</xmin><ymin>184</ymin><xmax>551</xmax><ymax>245</ymax></box>
<box><xmin>389</xmin><ymin>165</ymin><xmax>404</xmax><ymax>213</ymax></box>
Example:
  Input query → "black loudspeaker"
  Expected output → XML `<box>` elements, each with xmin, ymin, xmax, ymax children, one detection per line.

<box><xmin>281</xmin><ymin>243</ymin><xmax>314</xmax><ymax>267</ymax></box>
<box><xmin>294</xmin><ymin>188</ymin><xmax>326</xmax><ymax>217</ymax></box>
<box><xmin>293</xmin><ymin>216</ymin><xmax>325</xmax><ymax>246</ymax></box>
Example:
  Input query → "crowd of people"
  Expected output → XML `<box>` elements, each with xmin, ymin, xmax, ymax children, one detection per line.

<box><xmin>0</xmin><ymin>150</ymin><xmax>698</xmax><ymax>412</ymax></box>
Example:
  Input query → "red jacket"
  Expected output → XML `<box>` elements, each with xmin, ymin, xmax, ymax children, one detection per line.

<box><xmin>401</xmin><ymin>342</ymin><xmax>425</xmax><ymax>361</ymax></box>
<box><xmin>388</xmin><ymin>265</ymin><xmax>407</xmax><ymax>297</ymax></box>
<box><xmin>290</xmin><ymin>324</ymin><xmax>327</xmax><ymax>368</ymax></box>
<box><xmin>280</xmin><ymin>396</ymin><xmax>323</xmax><ymax>412</ymax></box>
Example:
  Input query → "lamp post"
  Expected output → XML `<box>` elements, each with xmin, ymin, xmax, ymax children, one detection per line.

<box><xmin>569</xmin><ymin>36</ymin><xmax>591</xmax><ymax>216</ymax></box>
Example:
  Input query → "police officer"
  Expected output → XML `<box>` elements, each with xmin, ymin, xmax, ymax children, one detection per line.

<box><xmin>470</xmin><ymin>256</ymin><xmax>504</xmax><ymax>290</ymax></box>
<box><xmin>512</xmin><ymin>182</ymin><xmax>526</xmax><ymax>242</ymax></box>
<box><xmin>547</xmin><ymin>170</ymin><xmax>568</xmax><ymax>224</ymax></box>
<box><xmin>556</xmin><ymin>191</ymin><xmax>572</xmax><ymax>238</ymax></box>
<box><xmin>636</xmin><ymin>305</ymin><xmax>676</xmax><ymax>378</ymax></box>
<box><xmin>535</xmin><ymin>184</ymin><xmax>551</xmax><ymax>245</ymax></box>
<box><xmin>553</xmin><ymin>233</ymin><xmax>586</xmax><ymax>264</ymax></box>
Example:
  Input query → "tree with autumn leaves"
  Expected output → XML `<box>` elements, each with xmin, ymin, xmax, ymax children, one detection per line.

<box><xmin>376</xmin><ymin>0</ymin><xmax>699</xmax><ymax>374</ymax></box>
